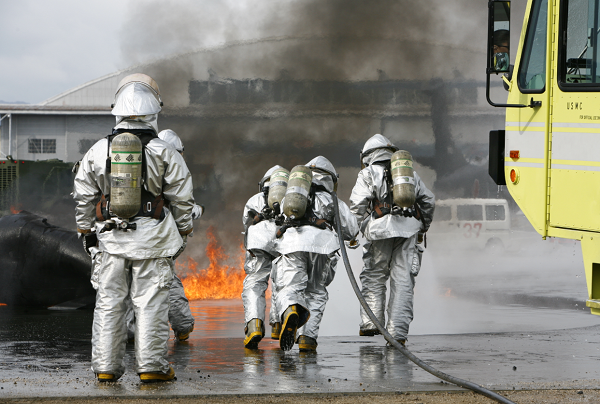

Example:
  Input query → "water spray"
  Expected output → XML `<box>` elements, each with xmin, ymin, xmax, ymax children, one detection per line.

<box><xmin>330</xmin><ymin>191</ymin><xmax>516</xmax><ymax>404</ymax></box>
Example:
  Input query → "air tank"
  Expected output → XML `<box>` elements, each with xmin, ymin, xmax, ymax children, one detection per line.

<box><xmin>267</xmin><ymin>167</ymin><xmax>290</xmax><ymax>209</ymax></box>
<box><xmin>282</xmin><ymin>165</ymin><xmax>313</xmax><ymax>219</ymax></box>
<box><xmin>110</xmin><ymin>132</ymin><xmax>142</xmax><ymax>218</ymax></box>
<box><xmin>391</xmin><ymin>150</ymin><xmax>416</xmax><ymax>208</ymax></box>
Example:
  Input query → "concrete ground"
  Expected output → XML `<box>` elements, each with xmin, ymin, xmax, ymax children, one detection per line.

<box><xmin>1</xmin><ymin>304</ymin><xmax>599</xmax><ymax>403</ymax></box>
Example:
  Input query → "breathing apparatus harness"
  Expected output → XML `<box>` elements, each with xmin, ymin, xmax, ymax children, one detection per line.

<box><xmin>369</xmin><ymin>160</ymin><xmax>420</xmax><ymax>219</ymax></box>
<box><xmin>329</xmin><ymin>190</ymin><xmax>515</xmax><ymax>404</ymax></box>
<box><xmin>96</xmin><ymin>129</ymin><xmax>166</xmax><ymax>233</ymax></box>
<box><xmin>275</xmin><ymin>184</ymin><xmax>334</xmax><ymax>238</ymax></box>
<box><xmin>368</xmin><ymin>159</ymin><xmax>427</xmax><ymax>246</ymax></box>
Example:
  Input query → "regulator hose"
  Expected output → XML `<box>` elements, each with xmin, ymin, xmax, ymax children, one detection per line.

<box><xmin>330</xmin><ymin>191</ymin><xmax>516</xmax><ymax>404</ymax></box>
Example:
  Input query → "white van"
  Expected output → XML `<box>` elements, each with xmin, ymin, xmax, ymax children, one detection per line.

<box><xmin>428</xmin><ymin>198</ymin><xmax>511</xmax><ymax>251</ymax></box>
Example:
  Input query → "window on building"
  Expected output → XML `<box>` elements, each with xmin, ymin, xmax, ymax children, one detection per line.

<box><xmin>28</xmin><ymin>139</ymin><xmax>56</xmax><ymax>154</ymax></box>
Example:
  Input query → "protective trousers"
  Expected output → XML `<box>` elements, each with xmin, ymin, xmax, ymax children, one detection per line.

<box><xmin>126</xmin><ymin>274</ymin><xmax>194</xmax><ymax>339</ymax></box>
<box><xmin>242</xmin><ymin>249</ymin><xmax>277</xmax><ymax>325</ymax></box>
<box><xmin>91</xmin><ymin>252</ymin><xmax>173</xmax><ymax>378</ymax></box>
<box><xmin>274</xmin><ymin>251</ymin><xmax>334</xmax><ymax>340</ymax></box>
<box><xmin>359</xmin><ymin>234</ymin><xmax>422</xmax><ymax>341</ymax></box>
<box><xmin>168</xmin><ymin>275</ymin><xmax>195</xmax><ymax>334</ymax></box>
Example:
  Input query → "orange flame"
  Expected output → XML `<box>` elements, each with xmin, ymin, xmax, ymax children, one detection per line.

<box><xmin>10</xmin><ymin>205</ymin><xmax>22</xmax><ymax>214</ymax></box>
<box><xmin>0</xmin><ymin>303</ymin><xmax>7</xmax><ymax>306</ymax></box>
<box><xmin>444</xmin><ymin>288</ymin><xmax>453</xmax><ymax>297</ymax></box>
<box><xmin>180</xmin><ymin>226</ymin><xmax>246</xmax><ymax>300</ymax></box>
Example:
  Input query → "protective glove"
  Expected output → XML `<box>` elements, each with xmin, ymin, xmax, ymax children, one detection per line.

<box><xmin>173</xmin><ymin>234</ymin><xmax>187</xmax><ymax>260</ymax></box>
<box><xmin>82</xmin><ymin>232</ymin><xmax>98</xmax><ymax>257</ymax></box>
<box><xmin>191</xmin><ymin>204</ymin><xmax>204</xmax><ymax>220</ymax></box>
<box><xmin>345</xmin><ymin>238</ymin><xmax>360</xmax><ymax>250</ymax></box>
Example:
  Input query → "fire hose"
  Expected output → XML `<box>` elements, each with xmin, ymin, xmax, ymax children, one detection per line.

<box><xmin>330</xmin><ymin>191</ymin><xmax>516</xmax><ymax>404</ymax></box>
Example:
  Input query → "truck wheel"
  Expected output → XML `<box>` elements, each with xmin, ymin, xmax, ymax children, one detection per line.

<box><xmin>485</xmin><ymin>238</ymin><xmax>504</xmax><ymax>254</ymax></box>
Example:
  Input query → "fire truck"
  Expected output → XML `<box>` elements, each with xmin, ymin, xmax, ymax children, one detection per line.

<box><xmin>487</xmin><ymin>0</ymin><xmax>600</xmax><ymax>315</ymax></box>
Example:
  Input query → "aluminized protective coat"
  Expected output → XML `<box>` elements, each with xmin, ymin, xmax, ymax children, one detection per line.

<box><xmin>350</xmin><ymin>139</ymin><xmax>434</xmax><ymax>341</ymax></box>
<box><xmin>242</xmin><ymin>191</ymin><xmax>279</xmax><ymax>325</ymax></box>
<box><xmin>358</xmin><ymin>235</ymin><xmax>423</xmax><ymax>340</ymax></box>
<box><xmin>350</xmin><ymin>168</ymin><xmax>434</xmax><ymax>240</ymax></box>
<box><xmin>274</xmin><ymin>161</ymin><xmax>358</xmax><ymax>332</ymax></box>
<box><xmin>74</xmin><ymin>137</ymin><xmax>195</xmax><ymax>259</ymax></box>
<box><xmin>114</xmin><ymin>115</ymin><xmax>159</xmax><ymax>135</ymax></box>
<box><xmin>243</xmin><ymin>193</ymin><xmax>278</xmax><ymax>254</ymax></box>
<box><xmin>90</xmin><ymin>251</ymin><xmax>173</xmax><ymax>377</ymax></box>
<box><xmin>277</xmin><ymin>191</ymin><xmax>358</xmax><ymax>255</ymax></box>
<box><xmin>158</xmin><ymin>129</ymin><xmax>184</xmax><ymax>152</ymax></box>
<box><xmin>74</xmin><ymin>126</ymin><xmax>195</xmax><ymax>378</ymax></box>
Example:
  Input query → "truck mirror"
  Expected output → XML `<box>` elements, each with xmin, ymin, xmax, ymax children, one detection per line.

<box><xmin>488</xmin><ymin>1</ymin><xmax>511</xmax><ymax>74</ymax></box>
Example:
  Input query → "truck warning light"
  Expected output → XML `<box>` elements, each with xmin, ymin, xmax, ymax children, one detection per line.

<box><xmin>509</xmin><ymin>150</ymin><xmax>520</xmax><ymax>159</ymax></box>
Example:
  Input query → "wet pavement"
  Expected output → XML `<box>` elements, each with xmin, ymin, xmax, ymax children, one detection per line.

<box><xmin>1</xmin><ymin>303</ymin><xmax>600</xmax><ymax>399</ymax></box>
<box><xmin>2</xmin><ymin>234</ymin><xmax>600</xmax><ymax>398</ymax></box>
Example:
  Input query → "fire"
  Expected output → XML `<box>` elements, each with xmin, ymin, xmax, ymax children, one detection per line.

<box><xmin>10</xmin><ymin>205</ymin><xmax>22</xmax><ymax>214</ymax></box>
<box><xmin>180</xmin><ymin>226</ymin><xmax>246</xmax><ymax>300</ymax></box>
<box><xmin>444</xmin><ymin>288</ymin><xmax>453</xmax><ymax>298</ymax></box>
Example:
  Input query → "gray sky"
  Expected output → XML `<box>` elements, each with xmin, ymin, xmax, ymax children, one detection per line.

<box><xmin>0</xmin><ymin>0</ymin><xmax>268</xmax><ymax>104</ymax></box>
<box><xmin>0</xmin><ymin>0</ymin><xmax>130</xmax><ymax>104</ymax></box>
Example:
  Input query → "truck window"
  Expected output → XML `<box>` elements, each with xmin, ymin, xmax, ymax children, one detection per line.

<box><xmin>457</xmin><ymin>205</ymin><xmax>483</xmax><ymax>221</ymax></box>
<box><xmin>436</xmin><ymin>206</ymin><xmax>452</xmax><ymax>221</ymax></box>
<box><xmin>518</xmin><ymin>0</ymin><xmax>548</xmax><ymax>91</ymax></box>
<box><xmin>485</xmin><ymin>205</ymin><xmax>506</xmax><ymax>221</ymax></box>
<box><xmin>560</xmin><ymin>0</ymin><xmax>600</xmax><ymax>85</ymax></box>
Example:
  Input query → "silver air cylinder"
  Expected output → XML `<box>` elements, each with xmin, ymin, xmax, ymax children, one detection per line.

<box><xmin>110</xmin><ymin>133</ymin><xmax>142</xmax><ymax>218</ymax></box>
<box><xmin>391</xmin><ymin>150</ymin><xmax>416</xmax><ymax>208</ymax></box>
<box><xmin>282</xmin><ymin>165</ymin><xmax>313</xmax><ymax>219</ymax></box>
<box><xmin>268</xmin><ymin>167</ymin><xmax>290</xmax><ymax>209</ymax></box>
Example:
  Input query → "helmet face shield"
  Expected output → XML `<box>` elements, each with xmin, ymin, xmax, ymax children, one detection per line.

<box><xmin>112</xmin><ymin>82</ymin><xmax>162</xmax><ymax>116</ymax></box>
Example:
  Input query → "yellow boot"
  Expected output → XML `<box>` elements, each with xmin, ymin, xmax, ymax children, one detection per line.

<box><xmin>139</xmin><ymin>366</ymin><xmax>176</xmax><ymax>383</ymax></box>
<box><xmin>244</xmin><ymin>318</ymin><xmax>265</xmax><ymax>349</ymax></box>
<box><xmin>279</xmin><ymin>305</ymin><xmax>300</xmax><ymax>351</ymax></box>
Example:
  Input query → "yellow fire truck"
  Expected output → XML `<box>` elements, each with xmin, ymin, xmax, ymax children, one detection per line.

<box><xmin>487</xmin><ymin>0</ymin><xmax>600</xmax><ymax>315</ymax></box>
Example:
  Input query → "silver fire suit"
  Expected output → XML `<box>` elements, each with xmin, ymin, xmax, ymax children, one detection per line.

<box><xmin>274</xmin><ymin>157</ymin><xmax>358</xmax><ymax>340</ymax></box>
<box><xmin>242</xmin><ymin>191</ymin><xmax>279</xmax><ymax>325</ymax></box>
<box><xmin>350</xmin><ymin>146</ymin><xmax>434</xmax><ymax>342</ymax></box>
<box><xmin>74</xmin><ymin>124</ymin><xmax>195</xmax><ymax>378</ymax></box>
<box><xmin>125</xmin><ymin>129</ymin><xmax>198</xmax><ymax>341</ymax></box>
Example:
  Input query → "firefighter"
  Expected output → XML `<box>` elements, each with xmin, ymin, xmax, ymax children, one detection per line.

<box><xmin>125</xmin><ymin>129</ymin><xmax>202</xmax><ymax>343</ymax></box>
<box><xmin>349</xmin><ymin>134</ymin><xmax>435</xmax><ymax>345</ymax></box>
<box><xmin>274</xmin><ymin>156</ymin><xmax>358</xmax><ymax>351</ymax></box>
<box><xmin>242</xmin><ymin>166</ymin><xmax>283</xmax><ymax>349</ymax></box>
<box><xmin>73</xmin><ymin>74</ymin><xmax>195</xmax><ymax>383</ymax></box>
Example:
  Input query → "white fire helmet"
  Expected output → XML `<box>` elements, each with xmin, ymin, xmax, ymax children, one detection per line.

<box><xmin>360</xmin><ymin>134</ymin><xmax>399</xmax><ymax>168</ymax></box>
<box><xmin>259</xmin><ymin>165</ymin><xmax>284</xmax><ymax>190</ymax></box>
<box><xmin>158</xmin><ymin>129</ymin><xmax>184</xmax><ymax>153</ymax></box>
<box><xmin>111</xmin><ymin>73</ymin><xmax>163</xmax><ymax>117</ymax></box>
<box><xmin>306</xmin><ymin>156</ymin><xmax>338</xmax><ymax>181</ymax></box>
